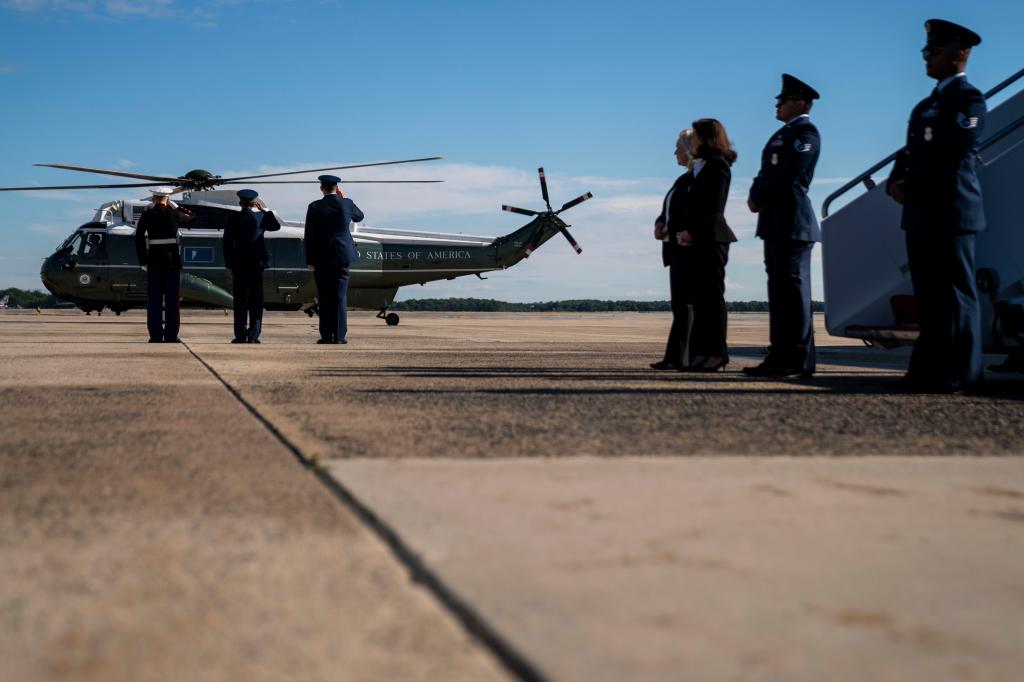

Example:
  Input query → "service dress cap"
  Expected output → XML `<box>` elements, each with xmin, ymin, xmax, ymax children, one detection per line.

<box><xmin>149</xmin><ymin>186</ymin><xmax>174</xmax><ymax>197</ymax></box>
<box><xmin>318</xmin><ymin>174</ymin><xmax>342</xmax><ymax>185</ymax></box>
<box><xmin>925</xmin><ymin>19</ymin><xmax>982</xmax><ymax>48</ymax></box>
<box><xmin>236</xmin><ymin>189</ymin><xmax>259</xmax><ymax>201</ymax></box>
<box><xmin>776</xmin><ymin>73</ymin><xmax>820</xmax><ymax>101</ymax></box>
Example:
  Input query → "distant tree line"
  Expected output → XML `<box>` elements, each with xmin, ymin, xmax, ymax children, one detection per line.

<box><xmin>1</xmin><ymin>288</ymin><xmax>826</xmax><ymax>313</ymax></box>
<box><xmin>392</xmin><ymin>298</ymin><xmax>825</xmax><ymax>313</ymax></box>
<box><xmin>0</xmin><ymin>288</ymin><xmax>65</xmax><ymax>308</ymax></box>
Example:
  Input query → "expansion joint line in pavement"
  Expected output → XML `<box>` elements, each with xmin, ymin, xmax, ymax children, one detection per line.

<box><xmin>180</xmin><ymin>341</ymin><xmax>550</xmax><ymax>682</ymax></box>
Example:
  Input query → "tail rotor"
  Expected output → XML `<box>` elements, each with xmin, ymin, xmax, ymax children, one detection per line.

<box><xmin>501</xmin><ymin>167</ymin><xmax>593</xmax><ymax>258</ymax></box>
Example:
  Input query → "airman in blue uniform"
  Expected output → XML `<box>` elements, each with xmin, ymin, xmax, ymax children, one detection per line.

<box><xmin>745</xmin><ymin>74</ymin><xmax>822</xmax><ymax>377</ymax></box>
<box><xmin>223</xmin><ymin>189</ymin><xmax>281</xmax><ymax>344</ymax></box>
<box><xmin>304</xmin><ymin>175</ymin><xmax>364</xmax><ymax>344</ymax></box>
<box><xmin>886</xmin><ymin>19</ymin><xmax>986</xmax><ymax>393</ymax></box>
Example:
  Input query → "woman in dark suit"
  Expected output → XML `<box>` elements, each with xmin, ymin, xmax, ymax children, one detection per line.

<box><xmin>677</xmin><ymin>118</ymin><xmax>738</xmax><ymax>372</ymax></box>
<box><xmin>651</xmin><ymin>129</ymin><xmax>697</xmax><ymax>370</ymax></box>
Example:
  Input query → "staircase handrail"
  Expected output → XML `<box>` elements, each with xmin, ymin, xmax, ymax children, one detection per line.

<box><xmin>822</xmin><ymin>66</ymin><xmax>1024</xmax><ymax>218</ymax></box>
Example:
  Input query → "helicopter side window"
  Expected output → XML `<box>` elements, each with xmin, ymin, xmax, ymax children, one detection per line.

<box><xmin>184</xmin><ymin>205</ymin><xmax>229</xmax><ymax>231</ymax></box>
<box><xmin>78</xmin><ymin>233</ymin><xmax>107</xmax><ymax>261</ymax></box>
<box><xmin>268</xmin><ymin>239</ymin><xmax>304</xmax><ymax>268</ymax></box>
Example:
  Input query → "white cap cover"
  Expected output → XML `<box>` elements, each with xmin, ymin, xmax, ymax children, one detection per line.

<box><xmin>150</xmin><ymin>186</ymin><xmax>174</xmax><ymax>197</ymax></box>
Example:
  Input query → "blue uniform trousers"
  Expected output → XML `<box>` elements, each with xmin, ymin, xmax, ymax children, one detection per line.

<box><xmin>314</xmin><ymin>265</ymin><xmax>350</xmax><ymax>342</ymax></box>
<box><xmin>232</xmin><ymin>268</ymin><xmax>266</xmax><ymax>341</ymax></box>
<box><xmin>905</xmin><ymin>230</ymin><xmax>982</xmax><ymax>385</ymax></box>
<box><xmin>764</xmin><ymin>240</ymin><xmax>816</xmax><ymax>372</ymax></box>
<box><xmin>146</xmin><ymin>269</ymin><xmax>180</xmax><ymax>342</ymax></box>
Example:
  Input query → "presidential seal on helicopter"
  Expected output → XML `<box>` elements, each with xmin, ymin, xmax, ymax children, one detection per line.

<box><xmin>2</xmin><ymin>158</ymin><xmax>592</xmax><ymax>325</ymax></box>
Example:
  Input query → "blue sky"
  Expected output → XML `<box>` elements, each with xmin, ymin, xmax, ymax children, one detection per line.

<box><xmin>1</xmin><ymin>0</ymin><xmax>1022</xmax><ymax>301</ymax></box>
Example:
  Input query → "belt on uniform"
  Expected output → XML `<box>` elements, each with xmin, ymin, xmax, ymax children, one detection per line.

<box><xmin>148</xmin><ymin>238</ymin><xmax>178</xmax><ymax>245</ymax></box>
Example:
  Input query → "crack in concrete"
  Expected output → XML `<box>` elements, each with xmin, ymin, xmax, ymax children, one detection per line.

<box><xmin>180</xmin><ymin>339</ymin><xmax>549</xmax><ymax>682</ymax></box>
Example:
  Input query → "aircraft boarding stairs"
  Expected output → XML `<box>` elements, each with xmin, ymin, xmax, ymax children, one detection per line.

<box><xmin>821</xmin><ymin>67</ymin><xmax>1024</xmax><ymax>352</ymax></box>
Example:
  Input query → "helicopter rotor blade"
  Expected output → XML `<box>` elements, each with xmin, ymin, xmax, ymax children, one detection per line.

<box><xmin>0</xmin><ymin>182</ymin><xmax>177</xmax><ymax>192</ymax></box>
<box><xmin>560</xmin><ymin>227</ymin><xmax>583</xmax><ymax>254</ymax></box>
<box><xmin>219</xmin><ymin>156</ymin><xmax>444</xmax><ymax>182</ymax></box>
<box><xmin>33</xmin><ymin>164</ymin><xmax>182</xmax><ymax>183</ymax></box>
<box><xmin>557</xmin><ymin>192</ymin><xmax>593</xmax><ymax>213</ymax></box>
<box><xmin>538</xmin><ymin>167</ymin><xmax>552</xmax><ymax>211</ymax></box>
<box><xmin>219</xmin><ymin>180</ymin><xmax>444</xmax><ymax>184</ymax></box>
<box><xmin>502</xmin><ymin>205</ymin><xmax>539</xmax><ymax>216</ymax></box>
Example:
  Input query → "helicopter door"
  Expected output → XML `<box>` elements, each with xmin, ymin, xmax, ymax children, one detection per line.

<box><xmin>105</xmin><ymin>234</ymin><xmax>146</xmax><ymax>303</ymax></box>
<box><xmin>268</xmin><ymin>238</ymin><xmax>311</xmax><ymax>305</ymax></box>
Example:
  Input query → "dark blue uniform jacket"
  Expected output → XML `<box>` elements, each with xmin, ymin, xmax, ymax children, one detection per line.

<box><xmin>886</xmin><ymin>75</ymin><xmax>987</xmax><ymax>234</ymax></box>
<box><xmin>749</xmin><ymin>116</ymin><xmax>821</xmax><ymax>242</ymax></box>
<box><xmin>223</xmin><ymin>208</ymin><xmax>281</xmax><ymax>271</ymax></box>
<box><xmin>304</xmin><ymin>194</ymin><xmax>364</xmax><ymax>268</ymax></box>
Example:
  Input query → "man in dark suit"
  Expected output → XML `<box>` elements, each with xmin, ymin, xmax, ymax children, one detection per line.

<box><xmin>134</xmin><ymin>187</ymin><xmax>194</xmax><ymax>343</ymax></box>
<box><xmin>887</xmin><ymin>19</ymin><xmax>986</xmax><ymax>393</ymax></box>
<box><xmin>304</xmin><ymin>174</ymin><xmax>364</xmax><ymax>344</ymax></box>
<box><xmin>745</xmin><ymin>74</ymin><xmax>822</xmax><ymax>377</ymax></box>
<box><xmin>223</xmin><ymin>189</ymin><xmax>281</xmax><ymax>344</ymax></box>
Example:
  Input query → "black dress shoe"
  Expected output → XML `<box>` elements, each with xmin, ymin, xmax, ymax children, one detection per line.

<box><xmin>231</xmin><ymin>338</ymin><xmax>246</xmax><ymax>344</ymax></box>
<box><xmin>163</xmin><ymin>338</ymin><xmax>181</xmax><ymax>344</ymax></box>
<box><xmin>248</xmin><ymin>339</ymin><xmax>261</xmax><ymax>344</ymax></box>
<box><xmin>316</xmin><ymin>339</ymin><xmax>335</xmax><ymax>345</ymax></box>
<box><xmin>650</xmin><ymin>360</ymin><xmax>681</xmax><ymax>370</ymax></box>
<box><xmin>743</xmin><ymin>364</ymin><xmax>810</xmax><ymax>378</ymax></box>
<box><xmin>338</xmin><ymin>339</ymin><xmax>348</xmax><ymax>344</ymax></box>
<box><xmin>888</xmin><ymin>375</ymin><xmax>963</xmax><ymax>394</ymax></box>
<box><xmin>988</xmin><ymin>357</ymin><xmax>1024</xmax><ymax>374</ymax></box>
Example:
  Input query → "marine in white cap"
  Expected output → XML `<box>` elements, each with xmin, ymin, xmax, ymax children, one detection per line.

<box><xmin>134</xmin><ymin>185</ymin><xmax>194</xmax><ymax>343</ymax></box>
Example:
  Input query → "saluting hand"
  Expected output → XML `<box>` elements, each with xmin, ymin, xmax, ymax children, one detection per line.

<box><xmin>335</xmin><ymin>187</ymin><xmax>345</xmax><ymax>199</ymax></box>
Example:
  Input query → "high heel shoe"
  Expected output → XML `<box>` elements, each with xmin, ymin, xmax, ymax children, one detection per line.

<box><xmin>681</xmin><ymin>356</ymin><xmax>730</xmax><ymax>372</ymax></box>
<box><xmin>650</xmin><ymin>360</ymin><xmax>681</xmax><ymax>370</ymax></box>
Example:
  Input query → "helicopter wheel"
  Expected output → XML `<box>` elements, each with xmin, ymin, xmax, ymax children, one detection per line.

<box><xmin>385</xmin><ymin>312</ymin><xmax>400</xmax><ymax>326</ymax></box>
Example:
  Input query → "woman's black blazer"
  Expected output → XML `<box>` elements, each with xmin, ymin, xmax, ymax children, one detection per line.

<box><xmin>684</xmin><ymin>155</ymin><xmax>737</xmax><ymax>245</ymax></box>
<box><xmin>657</xmin><ymin>171</ymin><xmax>693</xmax><ymax>266</ymax></box>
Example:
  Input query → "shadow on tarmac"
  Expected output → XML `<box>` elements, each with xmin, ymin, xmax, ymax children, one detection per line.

<box><xmin>311</xmin><ymin>367</ymin><xmax>1024</xmax><ymax>400</ymax></box>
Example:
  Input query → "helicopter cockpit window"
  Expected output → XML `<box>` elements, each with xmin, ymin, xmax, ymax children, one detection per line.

<box><xmin>77</xmin><ymin>233</ymin><xmax>107</xmax><ymax>261</ymax></box>
<box><xmin>183</xmin><ymin>205</ymin><xmax>230</xmax><ymax>231</ymax></box>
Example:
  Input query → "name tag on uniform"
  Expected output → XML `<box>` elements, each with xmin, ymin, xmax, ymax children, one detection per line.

<box><xmin>770</xmin><ymin>137</ymin><xmax>784</xmax><ymax>147</ymax></box>
<box><xmin>921</xmin><ymin>107</ymin><xmax>940</xmax><ymax>119</ymax></box>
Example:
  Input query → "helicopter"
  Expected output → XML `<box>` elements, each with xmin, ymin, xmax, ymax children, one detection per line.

<box><xmin>1</xmin><ymin>159</ymin><xmax>592</xmax><ymax>325</ymax></box>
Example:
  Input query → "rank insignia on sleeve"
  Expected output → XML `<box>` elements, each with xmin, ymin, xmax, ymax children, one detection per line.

<box><xmin>794</xmin><ymin>140</ymin><xmax>812</xmax><ymax>152</ymax></box>
<box><xmin>956</xmin><ymin>112</ymin><xmax>979</xmax><ymax>129</ymax></box>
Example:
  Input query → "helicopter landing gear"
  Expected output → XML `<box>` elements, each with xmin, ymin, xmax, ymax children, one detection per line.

<box><xmin>377</xmin><ymin>307</ymin><xmax>400</xmax><ymax>326</ymax></box>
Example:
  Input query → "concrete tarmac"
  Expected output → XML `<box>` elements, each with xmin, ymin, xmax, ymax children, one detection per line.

<box><xmin>2</xmin><ymin>310</ymin><xmax>1023</xmax><ymax>681</ymax></box>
